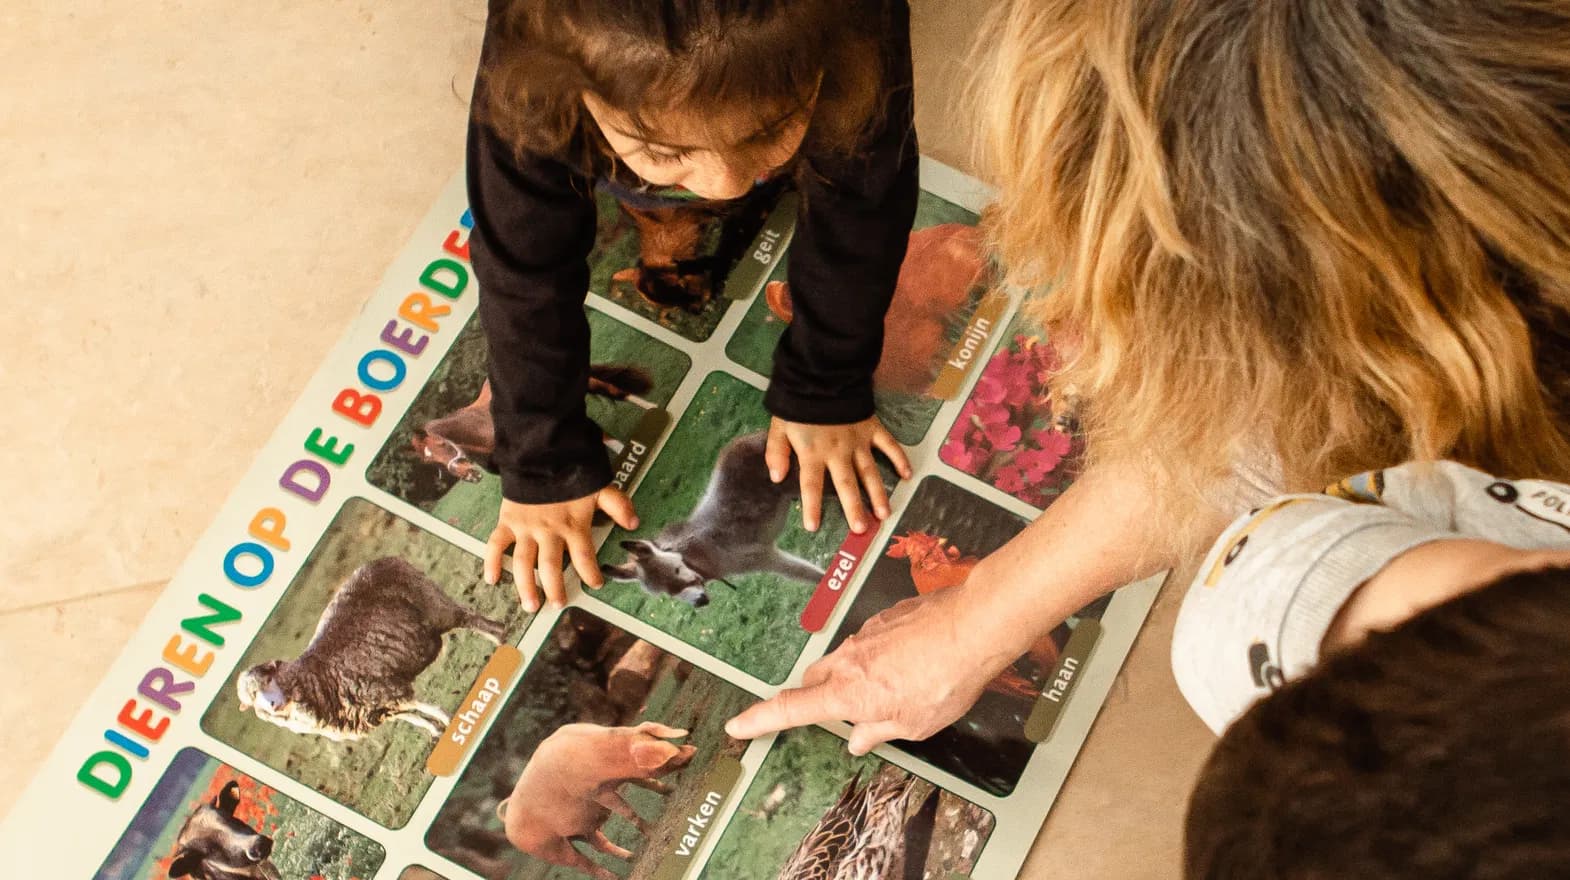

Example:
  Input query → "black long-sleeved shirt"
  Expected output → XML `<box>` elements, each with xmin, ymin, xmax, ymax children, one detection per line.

<box><xmin>468</xmin><ymin>2</ymin><xmax>918</xmax><ymax>504</ymax></box>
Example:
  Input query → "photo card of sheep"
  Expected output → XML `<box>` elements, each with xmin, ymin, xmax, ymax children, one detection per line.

<box><xmin>0</xmin><ymin>161</ymin><xmax>1164</xmax><ymax>880</ymax></box>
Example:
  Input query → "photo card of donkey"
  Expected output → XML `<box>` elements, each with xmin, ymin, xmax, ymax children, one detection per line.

<box><xmin>592</xmin><ymin>371</ymin><xmax>893</xmax><ymax>687</ymax></box>
<box><xmin>366</xmin><ymin>309</ymin><xmax>691</xmax><ymax>545</ymax></box>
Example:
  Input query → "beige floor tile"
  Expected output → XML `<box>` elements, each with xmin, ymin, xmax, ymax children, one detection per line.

<box><xmin>0</xmin><ymin>582</ymin><xmax>163</xmax><ymax>823</ymax></box>
<box><xmin>1</xmin><ymin>1</ymin><xmax>482</xmax><ymax>610</ymax></box>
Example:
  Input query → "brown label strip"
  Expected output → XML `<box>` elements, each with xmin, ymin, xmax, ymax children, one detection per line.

<box><xmin>427</xmin><ymin>646</ymin><xmax>523</xmax><ymax>776</ymax></box>
<box><xmin>610</xmin><ymin>407</ymin><xmax>670</xmax><ymax>495</ymax></box>
<box><xmin>929</xmin><ymin>289</ymin><xmax>1008</xmax><ymax>400</ymax></box>
<box><xmin>651</xmin><ymin>755</ymin><xmax>745</xmax><ymax>880</ymax></box>
<box><xmin>723</xmin><ymin>191</ymin><xmax>798</xmax><ymax>300</ymax></box>
<box><xmin>1024</xmin><ymin>619</ymin><xmax>1103</xmax><ymax>743</ymax></box>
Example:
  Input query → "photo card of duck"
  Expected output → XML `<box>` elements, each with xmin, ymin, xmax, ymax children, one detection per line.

<box><xmin>700</xmin><ymin>726</ymin><xmax>995</xmax><ymax>880</ymax></box>
<box><xmin>723</xmin><ymin>188</ymin><xmax>999</xmax><ymax>447</ymax></box>
<box><xmin>427</xmin><ymin>608</ymin><xmax>751</xmax><ymax>880</ymax></box>
<box><xmin>201</xmin><ymin>499</ymin><xmax>531</xmax><ymax>828</ymax></box>
<box><xmin>367</xmin><ymin>311</ymin><xmax>691</xmax><ymax>542</ymax></box>
<box><xmin>91</xmin><ymin>749</ymin><xmax>384</xmax><ymax>880</ymax></box>
<box><xmin>593</xmin><ymin>371</ymin><xmax>882</xmax><ymax>686</ymax></box>
<box><xmin>938</xmin><ymin>309</ymin><xmax>1083</xmax><ymax>511</ymax></box>
<box><xmin>827</xmin><ymin>478</ymin><xmax>1112</xmax><ymax>797</ymax></box>
<box><xmin>589</xmin><ymin>179</ymin><xmax>791</xmax><ymax>342</ymax></box>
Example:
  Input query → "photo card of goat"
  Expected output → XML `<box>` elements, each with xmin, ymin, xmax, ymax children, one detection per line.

<box><xmin>90</xmin><ymin>749</ymin><xmax>385</xmax><ymax>880</ymax></box>
<box><xmin>200</xmin><ymin>499</ymin><xmax>531</xmax><ymax>828</ymax></box>
<box><xmin>367</xmin><ymin>311</ymin><xmax>692</xmax><ymax>543</ymax></box>
<box><xmin>590</xmin><ymin>179</ymin><xmax>791</xmax><ymax>342</ymax></box>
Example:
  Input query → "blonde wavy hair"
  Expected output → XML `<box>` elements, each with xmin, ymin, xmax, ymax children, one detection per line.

<box><xmin>975</xmin><ymin>0</ymin><xmax>1570</xmax><ymax>514</ymax></box>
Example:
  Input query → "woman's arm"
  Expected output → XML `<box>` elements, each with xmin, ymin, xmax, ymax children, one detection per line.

<box><xmin>727</xmin><ymin>462</ymin><xmax>1217</xmax><ymax>753</ymax></box>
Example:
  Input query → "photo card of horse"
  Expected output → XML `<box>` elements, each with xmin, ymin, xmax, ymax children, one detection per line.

<box><xmin>200</xmin><ymin>498</ymin><xmax>531</xmax><ymax>828</ymax></box>
<box><xmin>700</xmin><ymin>725</ymin><xmax>995</xmax><ymax>879</ymax></box>
<box><xmin>589</xmin><ymin>181</ymin><xmax>792</xmax><ymax>342</ymax></box>
<box><xmin>367</xmin><ymin>310</ymin><xmax>691</xmax><ymax>541</ymax></box>
<box><xmin>939</xmin><ymin>309</ymin><xmax>1082</xmax><ymax>511</ymax></box>
<box><xmin>592</xmin><ymin>371</ymin><xmax>867</xmax><ymax>686</ymax></box>
<box><xmin>400</xmin><ymin>869</ymin><xmax>449</xmax><ymax>880</ymax></box>
<box><xmin>828</xmin><ymin>477</ymin><xmax>1110</xmax><ymax>797</ymax></box>
<box><xmin>92</xmin><ymin>748</ymin><xmax>385</xmax><ymax>880</ymax></box>
<box><xmin>427</xmin><ymin>608</ymin><xmax>752</xmax><ymax>880</ymax></box>
<box><xmin>723</xmin><ymin>189</ymin><xmax>1000</xmax><ymax>446</ymax></box>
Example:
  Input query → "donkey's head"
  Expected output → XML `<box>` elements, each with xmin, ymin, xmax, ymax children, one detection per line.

<box><xmin>603</xmin><ymin>539</ymin><xmax>711</xmax><ymax>607</ymax></box>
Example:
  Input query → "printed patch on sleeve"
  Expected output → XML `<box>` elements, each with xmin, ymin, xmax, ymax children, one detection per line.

<box><xmin>1502</xmin><ymin>480</ymin><xmax>1570</xmax><ymax>534</ymax></box>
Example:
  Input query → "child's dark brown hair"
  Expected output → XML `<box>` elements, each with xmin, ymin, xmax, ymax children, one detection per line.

<box><xmin>1185</xmin><ymin>564</ymin><xmax>1570</xmax><ymax>879</ymax></box>
<box><xmin>478</xmin><ymin>0</ymin><xmax>890</xmax><ymax>173</ymax></box>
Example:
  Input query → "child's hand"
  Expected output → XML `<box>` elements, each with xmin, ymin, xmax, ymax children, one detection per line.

<box><xmin>765</xmin><ymin>416</ymin><xmax>912</xmax><ymax>534</ymax></box>
<box><xmin>485</xmin><ymin>487</ymin><xmax>638</xmax><ymax>613</ymax></box>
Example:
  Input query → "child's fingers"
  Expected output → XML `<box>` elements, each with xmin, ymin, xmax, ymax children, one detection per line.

<box><xmin>871</xmin><ymin>427</ymin><xmax>913</xmax><ymax>479</ymax></box>
<box><xmin>765</xmin><ymin>420</ymin><xmax>792</xmax><ymax>483</ymax></box>
<box><xmin>538</xmin><ymin>534</ymin><xmax>570</xmax><ymax>609</ymax></box>
<box><xmin>567</xmin><ymin>531</ymin><xmax>604</xmax><ymax>589</ymax></box>
<box><xmin>484</xmin><ymin>525</ymin><xmax>513</xmax><ymax>586</ymax></box>
<box><xmin>511</xmin><ymin>537</ymin><xmax>541</xmax><ymax>614</ymax></box>
<box><xmin>855</xmin><ymin>450</ymin><xmax>891</xmax><ymax>520</ymax></box>
<box><xmin>799</xmin><ymin>459</ymin><xmax>826</xmax><ymax>532</ymax></box>
<box><xmin>598</xmin><ymin>489</ymin><xmax>640</xmax><ymax>531</ymax></box>
<box><xmin>828</xmin><ymin>459</ymin><xmax>868</xmax><ymax>534</ymax></box>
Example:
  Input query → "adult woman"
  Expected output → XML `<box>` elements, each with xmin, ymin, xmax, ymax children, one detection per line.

<box><xmin>729</xmin><ymin>0</ymin><xmax>1570</xmax><ymax>752</ymax></box>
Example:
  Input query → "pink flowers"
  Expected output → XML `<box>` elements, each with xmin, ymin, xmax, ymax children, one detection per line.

<box><xmin>941</xmin><ymin>334</ymin><xmax>1079</xmax><ymax>508</ymax></box>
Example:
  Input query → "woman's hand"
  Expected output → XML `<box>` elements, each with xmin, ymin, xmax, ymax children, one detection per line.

<box><xmin>726</xmin><ymin>577</ymin><xmax>1024</xmax><ymax>754</ymax></box>
<box><xmin>766</xmin><ymin>415</ymin><xmax>913</xmax><ymax>534</ymax></box>
<box><xmin>484</xmin><ymin>487</ymin><xmax>638</xmax><ymax>612</ymax></box>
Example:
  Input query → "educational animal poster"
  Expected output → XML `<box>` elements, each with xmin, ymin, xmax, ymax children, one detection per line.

<box><xmin>0</xmin><ymin>159</ymin><xmax>1163</xmax><ymax>880</ymax></box>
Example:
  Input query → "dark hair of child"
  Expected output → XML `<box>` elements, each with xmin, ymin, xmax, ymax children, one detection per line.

<box><xmin>476</xmin><ymin>0</ymin><xmax>889</xmax><ymax>175</ymax></box>
<box><xmin>1184</xmin><ymin>564</ymin><xmax>1570</xmax><ymax>879</ymax></box>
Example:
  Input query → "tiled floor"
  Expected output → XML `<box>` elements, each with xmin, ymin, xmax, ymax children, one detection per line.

<box><xmin>1</xmin><ymin>1</ymin><xmax>1214</xmax><ymax>875</ymax></box>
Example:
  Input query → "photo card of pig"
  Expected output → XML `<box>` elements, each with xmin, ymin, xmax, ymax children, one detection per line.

<box><xmin>428</xmin><ymin>608</ymin><xmax>752</xmax><ymax>880</ymax></box>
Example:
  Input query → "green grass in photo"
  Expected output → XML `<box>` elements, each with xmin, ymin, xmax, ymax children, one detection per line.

<box><xmin>594</xmin><ymin>372</ymin><xmax>848</xmax><ymax>685</ymax></box>
<box><xmin>200</xmin><ymin>500</ymin><xmax>531</xmax><ymax>828</ymax></box>
<box><xmin>366</xmin><ymin>310</ymin><xmax>691</xmax><ymax>541</ymax></box>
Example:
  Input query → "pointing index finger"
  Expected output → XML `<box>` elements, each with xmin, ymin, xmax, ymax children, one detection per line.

<box><xmin>726</xmin><ymin>681</ymin><xmax>844</xmax><ymax>740</ymax></box>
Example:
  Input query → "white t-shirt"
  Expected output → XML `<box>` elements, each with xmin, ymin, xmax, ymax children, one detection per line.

<box><xmin>1172</xmin><ymin>461</ymin><xmax>1570</xmax><ymax>734</ymax></box>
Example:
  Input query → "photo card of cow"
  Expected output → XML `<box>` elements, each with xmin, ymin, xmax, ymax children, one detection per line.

<box><xmin>938</xmin><ymin>309</ymin><xmax>1083</xmax><ymax>510</ymax></box>
<box><xmin>723</xmin><ymin>189</ymin><xmax>998</xmax><ymax>447</ymax></box>
<box><xmin>367</xmin><ymin>310</ymin><xmax>691</xmax><ymax>541</ymax></box>
<box><xmin>829</xmin><ymin>477</ymin><xmax>1111</xmax><ymax>797</ymax></box>
<box><xmin>92</xmin><ymin>748</ymin><xmax>385</xmax><ymax>880</ymax></box>
<box><xmin>588</xmin><ymin>181</ymin><xmax>792</xmax><ymax>343</ymax></box>
<box><xmin>591</xmin><ymin>371</ymin><xmax>873</xmax><ymax>686</ymax></box>
<box><xmin>200</xmin><ymin>498</ymin><xmax>531</xmax><ymax>828</ymax></box>
<box><xmin>700</xmin><ymin>725</ymin><xmax>995</xmax><ymax>879</ymax></box>
<box><xmin>427</xmin><ymin>608</ymin><xmax>753</xmax><ymax>880</ymax></box>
